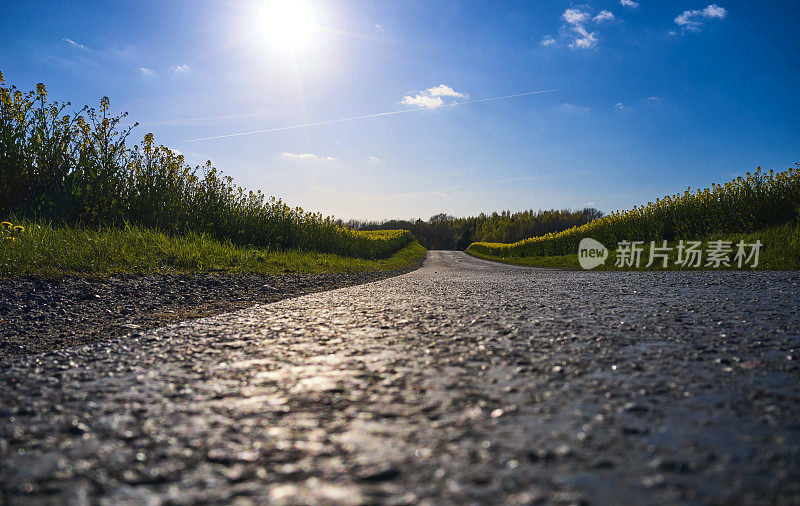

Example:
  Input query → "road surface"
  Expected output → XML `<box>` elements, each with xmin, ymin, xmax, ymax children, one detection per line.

<box><xmin>1</xmin><ymin>251</ymin><xmax>798</xmax><ymax>504</ymax></box>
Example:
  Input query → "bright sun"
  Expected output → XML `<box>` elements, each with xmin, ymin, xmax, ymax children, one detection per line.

<box><xmin>250</xmin><ymin>0</ymin><xmax>317</xmax><ymax>50</ymax></box>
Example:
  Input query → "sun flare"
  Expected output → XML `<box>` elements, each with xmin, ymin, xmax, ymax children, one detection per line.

<box><xmin>249</xmin><ymin>0</ymin><xmax>317</xmax><ymax>50</ymax></box>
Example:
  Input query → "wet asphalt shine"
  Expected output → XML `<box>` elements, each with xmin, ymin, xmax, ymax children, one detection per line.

<box><xmin>1</xmin><ymin>251</ymin><xmax>798</xmax><ymax>504</ymax></box>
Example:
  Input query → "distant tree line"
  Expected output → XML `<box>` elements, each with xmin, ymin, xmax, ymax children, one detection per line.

<box><xmin>343</xmin><ymin>208</ymin><xmax>604</xmax><ymax>250</ymax></box>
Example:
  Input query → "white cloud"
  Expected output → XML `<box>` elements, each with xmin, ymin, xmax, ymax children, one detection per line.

<box><xmin>615</xmin><ymin>102</ymin><xmax>625</xmax><ymax>109</ymax></box>
<box><xmin>62</xmin><ymin>38</ymin><xmax>90</xmax><ymax>51</ymax></box>
<box><xmin>401</xmin><ymin>84</ymin><xmax>467</xmax><ymax>109</ymax></box>
<box><xmin>675</xmin><ymin>4</ymin><xmax>727</xmax><ymax>31</ymax></box>
<box><xmin>562</xmin><ymin>8</ymin><xmax>590</xmax><ymax>24</ymax></box>
<box><xmin>569</xmin><ymin>25</ymin><xmax>599</xmax><ymax>49</ymax></box>
<box><xmin>585</xmin><ymin>201</ymin><xmax>595</xmax><ymax>206</ymax></box>
<box><xmin>557</xmin><ymin>103</ymin><xmax>591</xmax><ymax>113</ymax></box>
<box><xmin>560</xmin><ymin>8</ymin><xmax>599</xmax><ymax>50</ymax></box>
<box><xmin>540</xmin><ymin>35</ymin><xmax>557</xmax><ymax>47</ymax></box>
<box><xmin>648</xmin><ymin>96</ymin><xmax>659</xmax><ymax>100</ymax></box>
<box><xmin>401</xmin><ymin>94</ymin><xmax>444</xmax><ymax>109</ymax></box>
<box><xmin>594</xmin><ymin>10</ymin><xmax>615</xmax><ymax>22</ymax></box>
<box><xmin>368</xmin><ymin>156</ymin><xmax>382</xmax><ymax>164</ymax></box>
<box><xmin>281</xmin><ymin>152</ymin><xmax>336</xmax><ymax>161</ymax></box>
<box><xmin>432</xmin><ymin>191</ymin><xmax>449</xmax><ymax>198</ymax></box>
<box><xmin>374</xmin><ymin>24</ymin><xmax>383</xmax><ymax>31</ymax></box>
<box><xmin>139</xmin><ymin>67</ymin><xmax>157</xmax><ymax>77</ymax></box>
<box><xmin>703</xmin><ymin>4</ymin><xmax>728</xmax><ymax>18</ymax></box>
<box><xmin>172</xmin><ymin>64</ymin><xmax>191</xmax><ymax>74</ymax></box>
<box><xmin>427</xmin><ymin>84</ymin><xmax>466</xmax><ymax>98</ymax></box>
<box><xmin>620</xmin><ymin>0</ymin><xmax>639</xmax><ymax>7</ymax></box>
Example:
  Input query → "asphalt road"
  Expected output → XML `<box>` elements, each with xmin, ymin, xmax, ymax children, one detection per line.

<box><xmin>1</xmin><ymin>251</ymin><xmax>798</xmax><ymax>505</ymax></box>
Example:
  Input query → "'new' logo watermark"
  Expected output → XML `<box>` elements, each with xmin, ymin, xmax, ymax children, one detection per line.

<box><xmin>576</xmin><ymin>238</ymin><xmax>762</xmax><ymax>269</ymax></box>
<box><xmin>578</xmin><ymin>238</ymin><xmax>608</xmax><ymax>269</ymax></box>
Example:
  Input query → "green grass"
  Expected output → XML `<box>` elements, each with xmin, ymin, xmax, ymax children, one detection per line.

<box><xmin>466</xmin><ymin>222</ymin><xmax>800</xmax><ymax>271</ymax></box>
<box><xmin>0</xmin><ymin>220</ymin><xmax>427</xmax><ymax>277</ymax></box>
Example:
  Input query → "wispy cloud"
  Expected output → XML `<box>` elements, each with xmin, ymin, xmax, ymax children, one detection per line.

<box><xmin>142</xmin><ymin>111</ymin><xmax>266</xmax><ymax>127</ymax></box>
<box><xmin>281</xmin><ymin>152</ymin><xmax>336</xmax><ymax>162</ymax></box>
<box><xmin>594</xmin><ymin>10</ymin><xmax>615</xmax><ymax>22</ymax></box>
<box><xmin>555</xmin><ymin>8</ymin><xmax>603</xmax><ymax>50</ymax></box>
<box><xmin>62</xmin><ymin>38</ymin><xmax>131</xmax><ymax>59</ymax></box>
<box><xmin>368</xmin><ymin>156</ymin><xmax>382</xmax><ymax>164</ymax></box>
<box><xmin>556</xmin><ymin>102</ymin><xmax>591</xmax><ymax>113</ymax></box>
<box><xmin>620</xmin><ymin>0</ymin><xmax>639</xmax><ymax>8</ymax></box>
<box><xmin>570</xmin><ymin>25</ymin><xmax>599</xmax><ymax>49</ymax></box>
<box><xmin>540</xmin><ymin>35</ymin><xmax>557</xmax><ymax>47</ymax></box>
<box><xmin>544</xmin><ymin>6</ymin><xmax>624</xmax><ymax>49</ymax></box>
<box><xmin>675</xmin><ymin>4</ymin><xmax>727</xmax><ymax>32</ymax></box>
<box><xmin>58</xmin><ymin>37</ymin><xmax>135</xmax><ymax>72</ymax></box>
<box><xmin>615</xmin><ymin>102</ymin><xmax>625</xmax><ymax>109</ymax></box>
<box><xmin>432</xmin><ymin>191</ymin><xmax>449</xmax><ymax>198</ymax></box>
<box><xmin>648</xmin><ymin>96</ymin><xmax>659</xmax><ymax>101</ymax></box>
<box><xmin>401</xmin><ymin>84</ymin><xmax>467</xmax><ymax>109</ymax></box>
<box><xmin>173</xmin><ymin>64</ymin><xmax>191</xmax><ymax>74</ymax></box>
<box><xmin>562</xmin><ymin>8</ymin><xmax>590</xmax><ymax>24</ymax></box>
<box><xmin>62</xmin><ymin>38</ymin><xmax>90</xmax><ymax>51</ymax></box>
<box><xmin>139</xmin><ymin>67</ymin><xmax>157</xmax><ymax>77</ymax></box>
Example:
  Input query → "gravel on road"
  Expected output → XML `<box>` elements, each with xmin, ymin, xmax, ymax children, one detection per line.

<box><xmin>0</xmin><ymin>265</ymin><xmax>421</xmax><ymax>359</ymax></box>
<box><xmin>1</xmin><ymin>251</ymin><xmax>798</xmax><ymax>504</ymax></box>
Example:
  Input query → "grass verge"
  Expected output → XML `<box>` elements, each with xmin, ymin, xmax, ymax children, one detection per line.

<box><xmin>0</xmin><ymin>221</ymin><xmax>427</xmax><ymax>277</ymax></box>
<box><xmin>466</xmin><ymin>222</ymin><xmax>800</xmax><ymax>271</ymax></box>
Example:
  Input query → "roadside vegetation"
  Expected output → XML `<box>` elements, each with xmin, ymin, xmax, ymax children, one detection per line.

<box><xmin>0</xmin><ymin>219</ymin><xmax>426</xmax><ymax>277</ymax></box>
<box><xmin>468</xmin><ymin>223</ymin><xmax>800</xmax><ymax>270</ymax></box>
<box><xmin>468</xmin><ymin>166</ymin><xmax>800</xmax><ymax>270</ymax></box>
<box><xmin>348</xmin><ymin>208</ymin><xmax>603</xmax><ymax>250</ymax></box>
<box><xmin>0</xmin><ymin>71</ymin><xmax>421</xmax><ymax>274</ymax></box>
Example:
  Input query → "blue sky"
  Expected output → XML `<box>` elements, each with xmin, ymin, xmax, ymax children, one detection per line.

<box><xmin>1</xmin><ymin>0</ymin><xmax>798</xmax><ymax>220</ymax></box>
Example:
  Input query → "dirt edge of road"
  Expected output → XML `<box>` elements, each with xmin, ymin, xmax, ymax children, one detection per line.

<box><xmin>0</xmin><ymin>259</ymin><xmax>425</xmax><ymax>360</ymax></box>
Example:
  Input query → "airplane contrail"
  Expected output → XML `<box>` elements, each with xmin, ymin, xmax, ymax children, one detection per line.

<box><xmin>184</xmin><ymin>87</ymin><xmax>571</xmax><ymax>142</ymax></box>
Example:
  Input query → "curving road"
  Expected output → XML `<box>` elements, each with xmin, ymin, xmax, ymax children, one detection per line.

<box><xmin>1</xmin><ymin>251</ymin><xmax>799</xmax><ymax>504</ymax></box>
